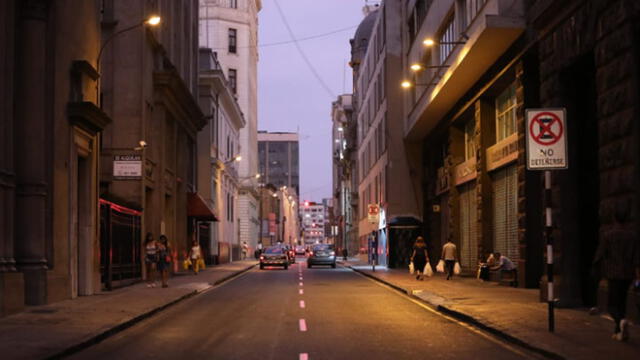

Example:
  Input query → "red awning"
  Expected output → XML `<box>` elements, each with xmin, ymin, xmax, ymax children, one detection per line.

<box><xmin>187</xmin><ymin>193</ymin><xmax>218</xmax><ymax>221</ymax></box>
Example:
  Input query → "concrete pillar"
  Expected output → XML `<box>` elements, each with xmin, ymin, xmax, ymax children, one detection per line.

<box><xmin>14</xmin><ymin>0</ymin><xmax>49</xmax><ymax>305</ymax></box>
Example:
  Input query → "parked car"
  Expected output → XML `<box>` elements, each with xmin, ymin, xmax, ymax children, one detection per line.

<box><xmin>260</xmin><ymin>246</ymin><xmax>289</xmax><ymax>270</ymax></box>
<box><xmin>307</xmin><ymin>244</ymin><xmax>336</xmax><ymax>268</ymax></box>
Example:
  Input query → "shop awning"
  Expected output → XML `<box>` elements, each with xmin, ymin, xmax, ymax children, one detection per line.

<box><xmin>388</xmin><ymin>216</ymin><xmax>422</xmax><ymax>228</ymax></box>
<box><xmin>187</xmin><ymin>193</ymin><xmax>218</xmax><ymax>221</ymax></box>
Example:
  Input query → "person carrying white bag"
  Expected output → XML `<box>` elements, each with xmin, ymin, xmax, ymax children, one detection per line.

<box><xmin>441</xmin><ymin>237</ymin><xmax>459</xmax><ymax>280</ymax></box>
<box><xmin>410</xmin><ymin>236</ymin><xmax>431</xmax><ymax>281</ymax></box>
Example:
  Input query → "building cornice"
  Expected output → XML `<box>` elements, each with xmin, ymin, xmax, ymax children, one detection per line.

<box><xmin>199</xmin><ymin>70</ymin><xmax>245</xmax><ymax>130</ymax></box>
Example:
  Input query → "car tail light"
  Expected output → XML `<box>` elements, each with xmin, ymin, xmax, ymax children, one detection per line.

<box><xmin>309</xmin><ymin>251</ymin><xmax>313</xmax><ymax>256</ymax></box>
<box><xmin>330</xmin><ymin>251</ymin><xmax>335</xmax><ymax>256</ymax></box>
<box><xmin>260</xmin><ymin>256</ymin><xmax>264</xmax><ymax>260</ymax></box>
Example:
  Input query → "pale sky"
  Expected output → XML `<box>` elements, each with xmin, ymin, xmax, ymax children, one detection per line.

<box><xmin>258</xmin><ymin>0</ymin><xmax>371</xmax><ymax>202</ymax></box>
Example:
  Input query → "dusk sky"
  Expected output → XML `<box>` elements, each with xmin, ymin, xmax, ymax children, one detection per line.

<box><xmin>258</xmin><ymin>0</ymin><xmax>372</xmax><ymax>202</ymax></box>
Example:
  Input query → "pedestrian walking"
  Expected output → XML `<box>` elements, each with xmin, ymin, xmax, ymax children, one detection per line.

<box><xmin>242</xmin><ymin>241</ymin><xmax>249</xmax><ymax>260</ymax></box>
<box><xmin>157</xmin><ymin>235</ymin><xmax>171</xmax><ymax>288</ymax></box>
<box><xmin>410</xmin><ymin>236</ymin><xmax>429</xmax><ymax>281</ymax></box>
<box><xmin>144</xmin><ymin>232</ymin><xmax>158</xmax><ymax>287</ymax></box>
<box><xmin>441</xmin><ymin>238</ymin><xmax>457</xmax><ymax>280</ymax></box>
<box><xmin>188</xmin><ymin>239</ymin><xmax>203</xmax><ymax>275</ymax></box>
<box><xmin>593</xmin><ymin>211</ymin><xmax>640</xmax><ymax>342</ymax></box>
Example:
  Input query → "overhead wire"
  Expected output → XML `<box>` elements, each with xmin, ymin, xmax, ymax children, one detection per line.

<box><xmin>273</xmin><ymin>0</ymin><xmax>337</xmax><ymax>99</ymax></box>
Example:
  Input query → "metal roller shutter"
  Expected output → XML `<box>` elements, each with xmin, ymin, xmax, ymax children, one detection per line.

<box><xmin>492</xmin><ymin>165</ymin><xmax>518</xmax><ymax>264</ymax></box>
<box><xmin>459</xmin><ymin>183</ymin><xmax>478</xmax><ymax>270</ymax></box>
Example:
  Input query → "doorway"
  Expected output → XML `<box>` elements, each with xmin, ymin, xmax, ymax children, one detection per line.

<box><xmin>560</xmin><ymin>54</ymin><xmax>599</xmax><ymax>306</ymax></box>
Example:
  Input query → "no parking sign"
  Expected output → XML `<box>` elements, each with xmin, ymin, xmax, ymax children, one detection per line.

<box><xmin>525</xmin><ymin>108</ymin><xmax>568</xmax><ymax>170</ymax></box>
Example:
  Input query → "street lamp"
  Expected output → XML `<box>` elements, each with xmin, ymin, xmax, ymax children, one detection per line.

<box><xmin>422</xmin><ymin>38</ymin><xmax>466</xmax><ymax>46</ymax></box>
<box><xmin>400</xmin><ymin>80</ymin><xmax>440</xmax><ymax>89</ymax></box>
<box><xmin>409</xmin><ymin>63</ymin><xmax>450</xmax><ymax>72</ymax></box>
<box><xmin>97</xmin><ymin>15</ymin><xmax>161</xmax><ymax>106</ymax></box>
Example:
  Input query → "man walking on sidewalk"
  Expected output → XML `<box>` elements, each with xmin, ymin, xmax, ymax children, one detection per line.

<box><xmin>441</xmin><ymin>238</ymin><xmax>457</xmax><ymax>280</ymax></box>
<box><xmin>593</xmin><ymin>211</ymin><xmax>640</xmax><ymax>342</ymax></box>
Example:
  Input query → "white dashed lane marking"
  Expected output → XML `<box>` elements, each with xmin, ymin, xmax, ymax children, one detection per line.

<box><xmin>299</xmin><ymin>289</ymin><xmax>304</xmax><ymax>295</ymax></box>
<box><xmin>299</xmin><ymin>319</ymin><xmax>307</xmax><ymax>332</ymax></box>
<box><xmin>300</xmin><ymin>300</ymin><xmax>305</xmax><ymax>309</ymax></box>
<box><xmin>299</xmin><ymin>282</ymin><xmax>303</xmax><ymax>286</ymax></box>
<box><xmin>299</xmin><ymin>353</ymin><xmax>309</xmax><ymax>360</ymax></box>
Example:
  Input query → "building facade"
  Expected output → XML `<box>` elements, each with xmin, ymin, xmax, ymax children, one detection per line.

<box><xmin>300</xmin><ymin>202</ymin><xmax>326</xmax><ymax>245</ymax></box>
<box><xmin>197</xmin><ymin>49</ymin><xmax>245</xmax><ymax>264</ymax></box>
<box><xmin>199</xmin><ymin>0</ymin><xmax>262</xmax><ymax>255</ymax></box>
<box><xmin>99</xmin><ymin>0</ymin><xmax>204</xmax><ymax>285</ymax></box>
<box><xmin>1</xmin><ymin>0</ymin><xmax>111</xmax><ymax>315</ymax></box>
<box><xmin>258</xmin><ymin>131</ymin><xmax>300</xmax><ymax>195</ymax></box>
<box><xmin>331</xmin><ymin>94</ymin><xmax>359</xmax><ymax>257</ymax></box>
<box><xmin>351</xmin><ymin>2</ymin><xmax>421</xmax><ymax>267</ymax></box>
<box><xmin>401</xmin><ymin>0</ymin><xmax>640</xmax><ymax>316</ymax></box>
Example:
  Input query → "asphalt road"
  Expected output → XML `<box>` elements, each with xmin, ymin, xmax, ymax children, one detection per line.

<box><xmin>69</xmin><ymin>258</ymin><xmax>534</xmax><ymax>360</ymax></box>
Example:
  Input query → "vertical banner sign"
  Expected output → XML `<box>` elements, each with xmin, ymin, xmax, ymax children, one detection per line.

<box><xmin>525</xmin><ymin>109</ymin><xmax>568</xmax><ymax>170</ymax></box>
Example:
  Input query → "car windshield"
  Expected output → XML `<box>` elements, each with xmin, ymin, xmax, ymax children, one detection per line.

<box><xmin>264</xmin><ymin>247</ymin><xmax>284</xmax><ymax>254</ymax></box>
<box><xmin>313</xmin><ymin>244</ymin><xmax>333</xmax><ymax>251</ymax></box>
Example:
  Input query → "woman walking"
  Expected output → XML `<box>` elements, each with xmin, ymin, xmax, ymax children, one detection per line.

<box><xmin>157</xmin><ymin>235</ymin><xmax>172</xmax><ymax>288</ymax></box>
<box><xmin>188</xmin><ymin>239</ymin><xmax>203</xmax><ymax>275</ymax></box>
<box><xmin>411</xmin><ymin>236</ymin><xmax>429</xmax><ymax>281</ymax></box>
<box><xmin>144</xmin><ymin>232</ymin><xmax>158</xmax><ymax>287</ymax></box>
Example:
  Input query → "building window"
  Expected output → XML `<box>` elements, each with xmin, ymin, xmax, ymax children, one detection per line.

<box><xmin>228</xmin><ymin>68</ymin><xmax>237</xmax><ymax>93</ymax></box>
<box><xmin>439</xmin><ymin>15</ymin><xmax>456</xmax><ymax>65</ymax></box>
<box><xmin>464</xmin><ymin>119</ymin><xmax>475</xmax><ymax>160</ymax></box>
<box><xmin>228</xmin><ymin>28</ymin><xmax>237</xmax><ymax>53</ymax></box>
<box><xmin>495</xmin><ymin>83</ymin><xmax>517</xmax><ymax>141</ymax></box>
<box><xmin>230</xmin><ymin>0</ymin><xmax>238</xmax><ymax>8</ymax></box>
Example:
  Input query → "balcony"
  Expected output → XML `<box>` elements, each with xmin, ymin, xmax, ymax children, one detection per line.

<box><xmin>405</xmin><ymin>0</ymin><xmax>525</xmax><ymax>141</ymax></box>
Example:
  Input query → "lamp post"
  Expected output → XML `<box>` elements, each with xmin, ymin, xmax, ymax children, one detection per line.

<box><xmin>97</xmin><ymin>15</ymin><xmax>161</xmax><ymax>107</ymax></box>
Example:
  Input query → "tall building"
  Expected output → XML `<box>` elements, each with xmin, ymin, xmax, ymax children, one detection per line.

<box><xmin>300</xmin><ymin>202</ymin><xmax>326</xmax><ymax>245</ymax></box>
<box><xmin>197</xmin><ymin>49</ymin><xmax>245</xmax><ymax>264</ymax></box>
<box><xmin>257</xmin><ymin>131</ymin><xmax>300</xmax><ymax>195</ymax></box>
<box><xmin>99</xmin><ymin>0</ymin><xmax>204</xmax><ymax>286</ymax></box>
<box><xmin>199</xmin><ymin>0</ymin><xmax>262</xmax><ymax>255</ymax></box>
<box><xmin>331</xmin><ymin>94</ymin><xmax>358</xmax><ymax>256</ymax></box>
<box><xmin>351</xmin><ymin>2</ymin><xmax>421</xmax><ymax>266</ymax></box>
<box><xmin>1</xmin><ymin>0</ymin><xmax>111</xmax><ymax>315</ymax></box>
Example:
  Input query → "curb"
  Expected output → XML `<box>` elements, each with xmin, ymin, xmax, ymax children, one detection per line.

<box><xmin>46</xmin><ymin>263</ymin><xmax>256</xmax><ymax>360</ymax></box>
<box><xmin>343</xmin><ymin>264</ymin><xmax>565</xmax><ymax>360</ymax></box>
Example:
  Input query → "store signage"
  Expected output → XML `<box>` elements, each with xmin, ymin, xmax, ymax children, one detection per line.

<box><xmin>525</xmin><ymin>108</ymin><xmax>568</xmax><ymax>170</ymax></box>
<box><xmin>486</xmin><ymin>133</ymin><xmax>518</xmax><ymax>171</ymax></box>
<box><xmin>367</xmin><ymin>203</ymin><xmax>379</xmax><ymax>224</ymax></box>
<box><xmin>113</xmin><ymin>155</ymin><xmax>142</xmax><ymax>179</ymax></box>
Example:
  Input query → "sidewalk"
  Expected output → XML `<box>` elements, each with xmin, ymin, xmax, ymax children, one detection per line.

<box><xmin>0</xmin><ymin>260</ymin><xmax>256</xmax><ymax>360</ymax></box>
<box><xmin>340</xmin><ymin>258</ymin><xmax>640</xmax><ymax>360</ymax></box>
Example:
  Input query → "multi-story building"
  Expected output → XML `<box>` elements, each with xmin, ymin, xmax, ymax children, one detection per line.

<box><xmin>1</xmin><ymin>0</ymin><xmax>111</xmax><ymax>315</ymax></box>
<box><xmin>401</xmin><ymin>0</ymin><xmax>640</xmax><ymax>315</ymax></box>
<box><xmin>300</xmin><ymin>202</ymin><xmax>326</xmax><ymax>245</ymax></box>
<box><xmin>99</xmin><ymin>0</ymin><xmax>204</xmax><ymax>286</ymax></box>
<box><xmin>331</xmin><ymin>94</ymin><xmax>359</xmax><ymax>256</ymax></box>
<box><xmin>197</xmin><ymin>49</ymin><xmax>245</xmax><ymax>264</ymax></box>
<box><xmin>199</xmin><ymin>0</ymin><xmax>262</xmax><ymax>256</ymax></box>
<box><xmin>351</xmin><ymin>2</ymin><xmax>421</xmax><ymax>266</ymax></box>
<box><xmin>258</xmin><ymin>131</ymin><xmax>300</xmax><ymax>195</ymax></box>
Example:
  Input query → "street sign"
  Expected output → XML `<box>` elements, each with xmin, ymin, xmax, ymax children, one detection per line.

<box><xmin>367</xmin><ymin>203</ymin><xmax>379</xmax><ymax>224</ymax></box>
<box><xmin>113</xmin><ymin>154</ymin><xmax>142</xmax><ymax>178</ymax></box>
<box><xmin>525</xmin><ymin>109</ymin><xmax>568</xmax><ymax>170</ymax></box>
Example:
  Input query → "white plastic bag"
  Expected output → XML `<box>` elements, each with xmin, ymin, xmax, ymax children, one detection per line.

<box><xmin>454</xmin><ymin>261</ymin><xmax>461</xmax><ymax>275</ymax></box>
<box><xmin>436</xmin><ymin>260</ymin><xmax>445</xmax><ymax>273</ymax></box>
<box><xmin>424</xmin><ymin>263</ymin><xmax>433</xmax><ymax>277</ymax></box>
<box><xmin>409</xmin><ymin>261</ymin><xmax>415</xmax><ymax>274</ymax></box>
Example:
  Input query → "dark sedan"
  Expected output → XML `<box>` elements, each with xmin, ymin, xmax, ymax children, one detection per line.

<box><xmin>260</xmin><ymin>246</ymin><xmax>289</xmax><ymax>270</ymax></box>
<box><xmin>307</xmin><ymin>244</ymin><xmax>336</xmax><ymax>268</ymax></box>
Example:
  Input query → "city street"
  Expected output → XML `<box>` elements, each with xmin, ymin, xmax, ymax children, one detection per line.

<box><xmin>69</xmin><ymin>259</ymin><xmax>533</xmax><ymax>360</ymax></box>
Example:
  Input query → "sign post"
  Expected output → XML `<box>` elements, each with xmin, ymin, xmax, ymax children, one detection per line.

<box><xmin>525</xmin><ymin>108</ymin><xmax>568</xmax><ymax>333</ymax></box>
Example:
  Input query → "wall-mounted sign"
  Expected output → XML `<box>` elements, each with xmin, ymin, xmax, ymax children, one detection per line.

<box><xmin>113</xmin><ymin>155</ymin><xmax>142</xmax><ymax>179</ymax></box>
<box><xmin>525</xmin><ymin>108</ymin><xmax>568</xmax><ymax>170</ymax></box>
<box><xmin>367</xmin><ymin>203</ymin><xmax>380</xmax><ymax>224</ymax></box>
